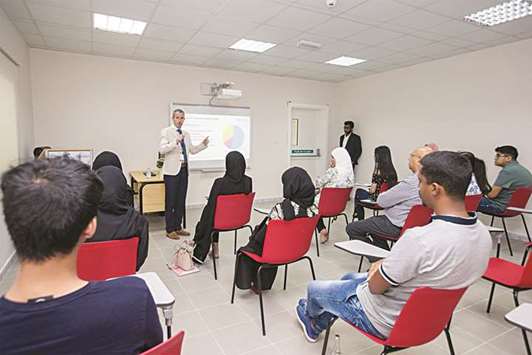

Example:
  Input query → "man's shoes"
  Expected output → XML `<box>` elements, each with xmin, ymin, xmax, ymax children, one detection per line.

<box><xmin>166</xmin><ymin>231</ymin><xmax>180</xmax><ymax>240</ymax></box>
<box><xmin>176</xmin><ymin>229</ymin><xmax>191</xmax><ymax>236</ymax></box>
<box><xmin>295</xmin><ymin>299</ymin><xmax>319</xmax><ymax>343</ymax></box>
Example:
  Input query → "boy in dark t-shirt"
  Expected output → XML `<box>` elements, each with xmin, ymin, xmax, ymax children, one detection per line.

<box><xmin>0</xmin><ymin>158</ymin><xmax>162</xmax><ymax>354</ymax></box>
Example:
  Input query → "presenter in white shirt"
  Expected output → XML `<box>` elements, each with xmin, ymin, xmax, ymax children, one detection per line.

<box><xmin>160</xmin><ymin>109</ymin><xmax>208</xmax><ymax>240</ymax></box>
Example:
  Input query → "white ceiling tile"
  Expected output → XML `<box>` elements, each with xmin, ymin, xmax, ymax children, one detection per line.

<box><xmin>387</xmin><ymin>9</ymin><xmax>449</xmax><ymax>30</ymax></box>
<box><xmin>134</xmin><ymin>48</ymin><xmax>176</xmax><ymax>61</ymax></box>
<box><xmin>440</xmin><ymin>37</ymin><xmax>475</xmax><ymax>47</ymax></box>
<box><xmin>237</xmin><ymin>62</ymin><xmax>272</xmax><ymax>72</ymax></box>
<box><xmin>341</xmin><ymin>0</ymin><xmax>417</xmax><ymax>24</ymax></box>
<box><xmin>412</xmin><ymin>30</ymin><xmax>449</xmax><ymax>41</ymax></box>
<box><xmin>490</xmin><ymin>17</ymin><xmax>532</xmax><ymax>36</ymax></box>
<box><xmin>37</xmin><ymin>22</ymin><xmax>91</xmax><ymax>41</ymax></box>
<box><xmin>13</xmin><ymin>19</ymin><xmax>40</xmax><ymax>34</ymax></box>
<box><xmin>138</xmin><ymin>38</ymin><xmax>183</xmax><ymax>52</ymax></box>
<box><xmin>202</xmin><ymin>17</ymin><xmax>259</xmax><ymax>37</ymax></box>
<box><xmin>215</xmin><ymin>48</ymin><xmax>259</xmax><ymax>61</ymax></box>
<box><xmin>249</xmin><ymin>54</ymin><xmax>289</xmax><ymax>65</ymax></box>
<box><xmin>178</xmin><ymin>44</ymin><xmax>223</xmax><ymax>57</ymax></box>
<box><xmin>245</xmin><ymin>24</ymin><xmax>302</xmax><ymax>43</ymax></box>
<box><xmin>381</xmin><ymin>34</ymin><xmax>432</xmax><ymax>51</ymax></box>
<box><xmin>170</xmin><ymin>54</ymin><xmax>208</xmax><ymax>66</ymax></box>
<box><xmin>143</xmin><ymin>23</ymin><xmax>196</xmax><ymax>42</ymax></box>
<box><xmin>93</xmin><ymin>30</ymin><xmax>141</xmax><ymax>47</ymax></box>
<box><xmin>296</xmin><ymin>49</ymin><xmax>339</xmax><ymax>63</ymax></box>
<box><xmin>346</xmin><ymin>26</ymin><xmax>404</xmax><ymax>45</ymax></box>
<box><xmin>44</xmin><ymin>36</ymin><xmax>91</xmax><ymax>52</ymax></box>
<box><xmin>347</xmin><ymin>45</ymin><xmax>398</xmax><ymax>59</ymax></box>
<box><xmin>456</xmin><ymin>29</ymin><xmax>510</xmax><ymax>44</ymax></box>
<box><xmin>424</xmin><ymin>0</ymin><xmax>500</xmax><ymax>19</ymax></box>
<box><xmin>287</xmin><ymin>33</ymin><xmax>367</xmax><ymax>53</ymax></box>
<box><xmin>151</xmin><ymin>5</ymin><xmax>211</xmax><ymax>29</ymax></box>
<box><xmin>217</xmin><ymin>0</ymin><xmax>287</xmax><ymax>23</ymax></box>
<box><xmin>159</xmin><ymin>0</ymin><xmax>228</xmax><ymax>15</ymax></box>
<box><xmin>202</xmin><ymin>57</ymin><xmax>241</xmax><ymax>69</ymax></box>
<box><xmin>92</xmin><ymin>0</ymin><xmax>156</xmax><ymax>21</ymax></box>
<box><xmin>26</xmin><ymin>0</ymin><xmax>90</xmax><ymax>11</ymax></box>
<box><xmin>27</xmin><ymin>3</ymin><xmax>91</xmax><ymax>27</ymax></box>
<box><xmin>264</xmin><ymin>44</ymin><xmax>313</xmax><ymax>58</ymax></box>
<box><xmin>92</xmin><ymin>42</ymin><xmax>135</xmax><ymax>57</ymax></box>
<box><xmin>267</xmin><ymin>6</ymin><xmax>331</xmax><ymax>31</ymax></box>
<box><xmin>307</xmin><ymin>18</ymin><xmax>370</xmax><ymax>39</ymax></box>
<box><xmin>480</xmin><ymin>36</ymin><xmax>519</xmax><ymax>47</ymax></box>
<box><xmin>0</xmin><ymin>0</ymin><xmax>32</xmax><ymax>19</ymax></box>
<box><xmin>426</xmin><ymin>19</ymin><xmax>480</xmax><ymax>37</ymax></box>
<box><xmin>409</xmin><ymin>42</ymin><xmax>460</xmax><ymax>58</ymax></box>
<box><xmin>347</xmin><ymin>59</ymin><xmax>388</xmax><ymax>71</ymax></box>
<box><xmin>394</xmin><ymin>0</ymin><xmax>438</xmax><ymax>7</ymax></box>
<box><xmin>377</xmin><ymin>51</ymin><xmax>424</xmax><ymax>64</ymax></box>
<box><xmin>294</xmin><ymin>0</ymin><xmax>367</xmax><ymax>14</ymax></box>
<box><xmin>259</xmin><ymin>65</ymin><xmax>295</xmax><ymax>76</ymax></box>
<box><xmin>515</xmin><ymin>32</ymin><xmax>532</xmax><ymax>40</ymax></box>
<box><xmin>188</xmin><ymin>31</ymin><xmax>240</xmax><ymax>48</ymax></box>
<box><xmin>23</xmin><ymin>33</ymin><xmax>46</xmax><ymax>46</ymax></box>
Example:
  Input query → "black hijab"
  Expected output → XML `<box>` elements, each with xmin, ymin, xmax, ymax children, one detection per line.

<box><xmin>93</xmin><ymin>151</ymin><xmax>123</xmax><ymax>171</ymax></box>
<box><xmin>96</xmin><ymin>166</ymin><xmax>133</xmax><ymax>214</ymax></box>
<box><xmin>223</xmin><ymin>151</ymin><xmax>246</xmax><ymax>183</ymax></box>
<box><xmin>280</xmin><ymin>167</ymin><xmax>315</xmax><ymax>220</ymax></box>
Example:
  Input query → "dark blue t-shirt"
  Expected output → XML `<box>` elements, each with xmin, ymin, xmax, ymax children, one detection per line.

<box><xmin>0</xmin><ymin>277</ymin><xmax>163</xmax><ymax>354</ymax></box>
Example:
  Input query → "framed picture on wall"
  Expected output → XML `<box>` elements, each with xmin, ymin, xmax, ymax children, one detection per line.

<box><xmin>291</xmin><ymin>118</ymin><xmax>299</xmax><ymax>146</ymax></box>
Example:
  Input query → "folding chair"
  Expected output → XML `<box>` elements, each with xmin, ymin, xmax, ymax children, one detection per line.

<box><xmin>315</xmin><ymin>187</ymin><xmax>352</xmax><ymax>257</ymax></box>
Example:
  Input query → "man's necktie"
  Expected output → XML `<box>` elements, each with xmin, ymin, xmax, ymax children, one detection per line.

<box><xmin>176</xmin><ymin>128</ymin><xmax>188</xmax><ymax>163</ymax></box>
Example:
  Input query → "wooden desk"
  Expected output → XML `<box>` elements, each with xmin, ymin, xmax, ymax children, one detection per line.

<box><xmin>130</xmin><ymin>171</ymin><xmax>165</xmax><ymax>214</ymax></box>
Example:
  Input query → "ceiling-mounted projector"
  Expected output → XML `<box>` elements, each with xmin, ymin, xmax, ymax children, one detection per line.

<box><xmin>201</xmin><ymin>82</ymin><xmax>243</xmax><ymax>104</ymax></box>
<box><xmin>217</xmin><ymin>88</ymin><xmax>242</xmax><ymax>99</ymax></box>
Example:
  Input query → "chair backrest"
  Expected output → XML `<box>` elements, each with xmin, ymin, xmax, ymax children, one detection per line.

<box><xmin>464</xmin><ymin>194</ymin><xmax>482</xmax><ymax>213</ymax></box>
<box><xmin>505</xmin><ymin>187</ymin><xmax>532</xmax><ymax>216</ymax></box>
<box><xmin>77</xmin><ymin>237</ymin><xmax>138</xmax><ymax>281</ymax></box>
<box><xmin>518</xmin><ymin>252</ymin><xmax>532</xmax><ymax>288</ymax></box>
<box><xmin>213</xmin><ymin>192</ymin><xmax>255</xmax><ymax>230</ymax></box>
<box><xmin>318</xmin><ymin>187</ymin><xmax>352</xmax><ymax>217</ymax></box>
<box><xmin>260</xmin><ymin>215</ymin><xmax>320</xmax><ymax>264</ymax></box>
<box><xmin>399</xmin><ymin>205</ymin><xmax>433</xmax><ymax>236</ymax></box>
<box><xmin>387</xmin><ymin>287</ymin><xmax>467</xmax><ymax>348</ymax></box>
<box><xmin>380</xmin><ymin>182</ymin><xmax>390</xmax><ymax>193</ymax></box>
<box><xmin>141</xmin><ymin>331</ymin><xmax>185</xmax><ymax>355</ymax></box>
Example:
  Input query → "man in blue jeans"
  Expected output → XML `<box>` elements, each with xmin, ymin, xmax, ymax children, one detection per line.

<box><xmin>296</xmin><ymin>151</ymin><xmax>492</xmax><ymax>342</ymax></box>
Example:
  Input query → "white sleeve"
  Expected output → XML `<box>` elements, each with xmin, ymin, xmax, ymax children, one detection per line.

<box><xmin>159</xmin><ymin>128</ymin><xmax>177</xmax><ymax>154</ymax></box>
<box><xmin>185</xmin><ymin>132</ymin><xmax>207</xmax><ymax>155</ymax></box>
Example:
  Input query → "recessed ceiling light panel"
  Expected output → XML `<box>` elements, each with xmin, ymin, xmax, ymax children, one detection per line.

<box><xmin>465</xmin><ymin>0</ymin><xmax>532</xmax><ymax>26</ymax></box>
<box><xmin>229</xmin><ymin>39</ymin><xmax>276</xmax><ymax>53</ymax></box>
<box><xmin>93</xmin><ymin>13</ymin><xmax>147</xmax><ymax>35</ymax></box>
<box><xmin>326</xmin><ymin>56</ymin><xmax>366</xmax><ymax>66</ymax></box>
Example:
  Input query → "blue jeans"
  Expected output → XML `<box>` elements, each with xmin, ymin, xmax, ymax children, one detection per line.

<box><xmin>477</xmin><ymin>196</ymin><xmax>505</xmax><ymax>215</ymax></box>
<box><xmin>305</xmin><ymin>272</ymin><xmax>384</xmax><ymax>338</ymax></box>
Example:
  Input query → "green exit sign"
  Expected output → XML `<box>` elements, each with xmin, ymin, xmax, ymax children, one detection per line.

<box><xmin>290</xmin><ymin>148</ymin><xmax>320</xmax><ymax>157</ymax></box>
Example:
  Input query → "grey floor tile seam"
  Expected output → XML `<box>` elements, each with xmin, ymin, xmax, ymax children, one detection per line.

<box><xmin>462</xmin><ymin>326</ymin><xmax>516</xmax><ymax>354</ymax></box>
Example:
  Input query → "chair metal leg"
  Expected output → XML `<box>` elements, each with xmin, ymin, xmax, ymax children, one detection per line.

<box><xmin>501</xmin><ymin>217</ymin><xmax>514</xmax><ymax>256</ymax></box>
<box><xmin>522</xmin><ymin>214</ymin><xmax>531</xmax><ymax>242</ymax></box>
<box><xmin>486</xmin><ymin>283</ymin><xmax>496</xmax><ymax>313</ymax></box>
<box><xmin>357</xmin><ymin>256</ymin><xmax>364</xmax><ymax>272</ymax></box>
<box><xmin>303</xmin><ymin>256</ymin><xmax>316</xmax><ymax>280</ymax></box>
<box><xmin>234</xmin><ymin>230</ymin><xmax>238</xmax><ymax>255</ymax></box>
<box><xmin>381</xmin><ymin>346</ymin><xmax>391</xmax><ymax>355</ymax></box>
<box><xmin>283</xmin><ymin>264</ymin><xmax>288</xmax><ymax>290</ymax></box>
<box><xmin>314</xmin><ymin>230</ymin><xmax>320</xmax><ymax>257</ymax></box>
<box><xmin>327</xmin><ymin>218</ymin><xmax>331</xmax><ymax>233</ymax></box>
<box><xmin>513</xmin><ymin>289</ymin><xmax>520</xmax><ymax>307</ymax></box>
<box><xmin>231</xmin><ymin>253</ymin><xmax>240</xmax><ymax>304</ymax></box>
<box><xmin>256</xmin><ymin>266</ymin><xmax>266</xmax><ymax>336</ymax></box>
<box><xmin>444</xmin><ymin>328</ymin><xmax>455</xmax><ymax>355</ymax></box>
<box><xmin>321</xmin><ymin>318</ymin><xmax>335</xmax><ymax>355</ymax></box>
<box><xmin>523</xmin><ymin>247</ymin><xmax>530</xmax><ymax>266</ymax></box>
<box><xmin>342</xmin><ymin>213</ymin><xmax>349</xmax><ymax>226</ymax></box>
<box><xmin>210</xmin><ymin>232</ymin><xmax>218</xmax><ymax>280</ymax></box>
<box><xmin>490</xmin><ymin>215</ymin><xmax>495</xmax><ymax>226</ymax></box>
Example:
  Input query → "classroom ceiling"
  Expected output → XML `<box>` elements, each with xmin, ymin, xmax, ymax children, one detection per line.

<box><xmin>2</xmin><ymin>0</ymin><xmax>532</xmax><ymax>83</ymax></box>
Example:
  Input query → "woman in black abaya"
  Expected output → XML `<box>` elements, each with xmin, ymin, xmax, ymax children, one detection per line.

<box><xmin>192</xmin><ymin>151</ymin><xmax>252</xmax><ymax>263</ymax></box>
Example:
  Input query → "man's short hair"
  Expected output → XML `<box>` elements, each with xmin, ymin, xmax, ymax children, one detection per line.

<box><xmin>172</xmin><ymin>109</ymin><xmax>185</xmax><ymax>117</ymax></box>
<box><xmin>495</xmin><ymin>145</ymin><xmax>518</xmax><ymax>160</ymax></box>
<box><xmin>344</xmin><ymin>121</ymin><xmax>354</xmax><ymax>129</ymax></box>
<box><xmin>1</xmin><ymin>158</ymin><xmax>103</xmax><ymax>262</ymax></box>
<box><xmin>419</xmin><ymin>151</ymin><xmax>472</xmax><ymax>200</ymax></box>
<box><xmin>33</xmin><ymin>146</ymin><xmax>51</xmax><ymax>159</ymax></box>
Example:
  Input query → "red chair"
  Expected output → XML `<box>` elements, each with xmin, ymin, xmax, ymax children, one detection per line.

<box><xmin>231</xmin><ymin>215</ymin><xmax>319</xmax><ymax>336</ymax></box>
<box><xmin>483</xmin><ymin>243</ymin><xmax>532</xmax><ymax>355</ymax></box>
<box><xmin>315</xmin><ymin>187</ymin><xmax>352</xmax><ymax>257</ymax></box>
<box><xmin>77</xmin><ymin>237</ymin><xmax>138</xmax><ymax>281</ymax></box>
<box><xmin>141</xmin><ymin>331</ymin><xmax>185</xmax><ymax>355</ymax></box>
<box><xmin>465</xmin><ymin>194</ymin><xmax>482</xmax><ymax>212</ymax></box>
<box><xmin>480</xmin><ymin>187</ymin><xmax>532</xmax><ymax>256</ymax></box>
<box><xmin>321</xmin><ymin>287</ymin><xmax>467</xmax><ymax>355</ymax></box>
<box><xmin>357</xmin><ymin>205</ymin><xmax>433</xmax><ymax>271</ymax></box>
<box><xmin>211</xmin><ymin>192</ymin><xmax>255</xmax><ymax>280</ymax></box>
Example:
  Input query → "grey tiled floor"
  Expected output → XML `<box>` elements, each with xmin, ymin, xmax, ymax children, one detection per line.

<box><xmin>1</xmin><ymin>203</ymin><xmax>531</xmax><ymax>355</ymax></box>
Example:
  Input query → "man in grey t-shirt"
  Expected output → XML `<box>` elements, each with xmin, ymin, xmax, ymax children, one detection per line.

<box><xmin>478</xmin><ymin>145</ymin><xmax>532</xmax><ymax>214</ymax></box>
<box><xmin>295</xmin><ymin>151</ymin><xmax>491</xmax><ymax>343</ymax></box>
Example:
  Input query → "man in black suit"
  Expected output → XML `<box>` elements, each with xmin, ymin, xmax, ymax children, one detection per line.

<box><xmin>340</xmin><ymin>121</ymin><xmax>362</xmax><ymax>171</ymax></box>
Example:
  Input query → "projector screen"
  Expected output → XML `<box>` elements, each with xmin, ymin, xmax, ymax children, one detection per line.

<box><xmin>169</xmin><ymin>103</ymin><xmax>251</xmax><ymax>170</ymax></box>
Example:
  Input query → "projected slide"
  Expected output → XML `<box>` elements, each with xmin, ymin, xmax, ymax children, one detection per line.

<box><xmin>170</xmin><ymin>103</ymin><xmax>251</xmax><ymax>170</ymax></box>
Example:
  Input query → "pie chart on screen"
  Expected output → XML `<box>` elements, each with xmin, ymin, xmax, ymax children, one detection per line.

<box><xmin>222</xmin><ymin>124</ymin><xmax>245</xmax><ymax>149</ymax></box>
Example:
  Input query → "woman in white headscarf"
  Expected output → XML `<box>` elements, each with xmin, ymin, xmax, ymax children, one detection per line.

<box><xmin>314</xmin><ymin>147</ymin><xmax>354</xmax><ymax>243</ymax></box>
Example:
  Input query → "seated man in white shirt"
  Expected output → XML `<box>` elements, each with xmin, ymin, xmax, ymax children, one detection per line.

<box><xmin>296</xmin><ymin>151</ymin><xmax>492</xmax><ymax>343</ymax></box>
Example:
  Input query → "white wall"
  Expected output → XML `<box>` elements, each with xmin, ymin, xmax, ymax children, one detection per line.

<box><xmin>30</xmin><ymin>49</ymin><xmax>337</xmax><ymax>207</ymax></box>
<box><xmin>335</xmin><ymin>38</ymin><xmax>532</xmax><ymax>235</ymax></box>
<box><xmin>0</xmin><ymin>7</ymin><xmax>35</xmax><ymax>273</ymax></box>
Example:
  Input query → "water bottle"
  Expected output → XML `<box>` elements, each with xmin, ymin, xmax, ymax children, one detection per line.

<box><xmin>331</xmin><ymin>334</ymin><xmax>341</xmax><ymax>355</ymax></box>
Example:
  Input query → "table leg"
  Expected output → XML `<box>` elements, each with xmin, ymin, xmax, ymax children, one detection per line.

<box><xmin>162</xmin><ymin>306</ymin><xmax>173</xmax><ymax>339</ymax></box>
<box><xmin>496</xmin><ymin>233</ymin><xmax>502</xmax><ymax>258</ymax></box>
<box><xmin>139</xmin><ymin>183</ymin><xmax>145</xmax><ymax>215</ymax></box>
